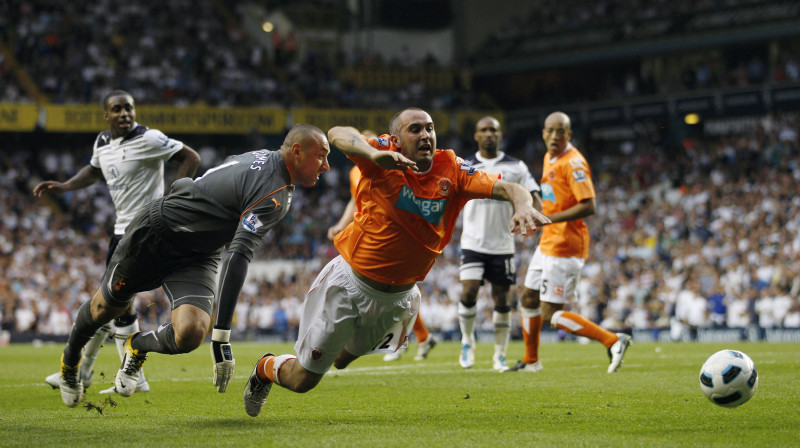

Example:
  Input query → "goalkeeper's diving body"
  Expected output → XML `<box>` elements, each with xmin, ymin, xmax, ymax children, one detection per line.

<box><xmin>55</xmin><ymin>124</ymin><xmax>330</xmax><ymax>408</ymax></box>
<box><xmin>241</xmin><ymin>108</ymin><xmax>551</xmax><ymax>417</ymax></box>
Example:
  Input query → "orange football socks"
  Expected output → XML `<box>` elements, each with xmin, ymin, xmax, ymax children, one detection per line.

<box><xmin>520</xmin><ymin>307</ymin><xmax>542</xmax><ymax>364</ymax></box>
<box><xmin>257</xmin><ymin>355</ymin><xmax>276</xmax><ymax>383</ymax></box>
<box><xmin>413</xmin><ymin>314</ymin><xmax>430</xmax><ymax>344</ymax></box>
<box><xmin>551</xmin><ymin>310</ymin><xmax>617</xmax><ymax>348</ymax></box>
<box><xmin>257</xmin><ymin>354</ymin><xmax>297</xmax><ymax>386</ymax></box>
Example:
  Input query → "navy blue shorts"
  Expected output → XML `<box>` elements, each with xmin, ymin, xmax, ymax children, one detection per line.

<box><xmin>459</xmin><ymin>249</ymin><xmax>516</xmax><ymax>286</ymax></box>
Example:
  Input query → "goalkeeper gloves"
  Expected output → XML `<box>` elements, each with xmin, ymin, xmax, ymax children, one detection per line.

<box><xmin>211</xmin><ymin>328</ymin><xmax>235</xmax><ymax>393</ymax></box>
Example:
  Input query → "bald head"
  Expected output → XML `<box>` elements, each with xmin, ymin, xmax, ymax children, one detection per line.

<box><xmin>282</xmin><ymin>123</ymin><xmax>327</xmax><ymax>150</ymax></box>
<box><xmin>390</xmin><ymin>107</ymin><xmax>427</xmax><ymax>135</ymax></box>
<box><xmin>542</xmin><ymin>111</ymin><xmax>572</xmax><ymax>156</ymax></box>
<box><xmin>280</xmin><ymin>123</ymin><xmax>330</xmax><ymax>188</ymax></box>
<box><xmin>389</xmin><ymin>107</ymin><xmax>436</xmax><ymax>171</ymax></box>
<box><xmin>544</xmin><ymin>111</ymin><xmax>571</xmax><ymax>129</ymax></box>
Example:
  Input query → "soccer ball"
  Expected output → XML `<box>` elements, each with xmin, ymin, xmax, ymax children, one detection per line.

<box><xmin>699</xmin><ymin>349</ymin><xmax>758</xmax><ymax>408</ymax></box>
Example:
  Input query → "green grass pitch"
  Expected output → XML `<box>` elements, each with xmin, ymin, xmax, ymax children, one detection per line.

<box><xmin>1</xmin><ymin>340</ymin><xmax>798</xmax><ymax>447</ymax></box>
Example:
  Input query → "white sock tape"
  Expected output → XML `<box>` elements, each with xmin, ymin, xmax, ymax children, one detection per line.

<box><xmin>272</xmin><ymin>354</ymin><xmax>297</xmax><ymax>386</ymax></box>
<box><xmin>211</xmin><ymin>328</ymin><xmax>231</xmax><ymax>343</ymax></box>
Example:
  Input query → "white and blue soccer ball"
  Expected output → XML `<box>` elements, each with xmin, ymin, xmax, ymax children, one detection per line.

<box><xmin>699</xmin><ymin>349</ymin><xmax>758</xmax><ymax>408</ymax></box>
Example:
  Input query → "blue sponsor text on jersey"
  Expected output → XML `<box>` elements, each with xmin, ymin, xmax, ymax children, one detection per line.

<box><xmin>395</xmin><ymin>185</ymin><xmax>446</xmax><ymax>225</ymax></box>
<box><xmin>541</xmin><ymin>183</ymin><xmax>556</xmax><ymax>203</ymax></box>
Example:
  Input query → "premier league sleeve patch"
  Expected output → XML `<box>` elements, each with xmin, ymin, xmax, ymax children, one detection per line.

<box><xmin>572</xmin><ymin>169</ymin><xmax>586</xmax><ymax>182</ymax></box>
<box><xmin>241</xmin><ymin>212</ymin><xmax>264</xmax><ymax>233</ymax></box>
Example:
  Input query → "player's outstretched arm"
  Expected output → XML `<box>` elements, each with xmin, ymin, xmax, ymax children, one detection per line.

<box><xmin>328</xmin><ymin>126</ymin><xmax>417</xmax><ymax>171</ymax></box>
<box><xmin>546</xmin><ymin>197</ymin><xmax>596</xmax><ymax>224</ymax></box>
<box><xmin>491</xmin><ymin>180</ymin><xmax>551</xmax><ymax>236</ymax></box>
<box><xmin>210</xmin><ymin>251</ymin><xmax>250</xmax><ymax>392</ymax></box>
<box><xmin>33</xmin><ymin>165</ymin><xmax>103</xmax><ymax>197</ymax></box>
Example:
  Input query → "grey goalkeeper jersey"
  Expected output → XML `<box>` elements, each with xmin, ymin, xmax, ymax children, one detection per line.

<box><xmin>159</xmin><ymin>149</ymin><xmax>294</xmax><ymax>260</ymax></box>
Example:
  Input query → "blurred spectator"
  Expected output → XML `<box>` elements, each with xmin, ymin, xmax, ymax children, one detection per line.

<box><xmin>2</xmin><ymin>100</ymin><xmax>800</xmax><ymax>342</ymax></box>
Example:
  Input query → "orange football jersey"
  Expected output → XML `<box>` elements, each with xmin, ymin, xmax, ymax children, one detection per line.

<box><xmin>539</xmin><ymin>144</ymin><xmax>595</xmax><ymax>259</ymax></box>
<box><xmin>335</xmin><ymin>141</ymin><xmax>498</xmax><ymax>284</ymax></box>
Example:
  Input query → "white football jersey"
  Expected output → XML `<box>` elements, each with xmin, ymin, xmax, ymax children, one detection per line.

<box><xmin>90</xmin><ymin>122</ymin><xmax>184</xmax><ymax>235</ymax></box>
<box><xmin>460</xmin><ymin>151</ymin><xmax>539</xmax><ymax>254</ymax></box>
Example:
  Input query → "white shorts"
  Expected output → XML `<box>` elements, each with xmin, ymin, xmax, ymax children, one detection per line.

<box><xmin>294</xmin><ymin>255</ymin><xmax>420</xmax><ymax>374</ymax></box>
<box><xmin>523</xmin><ymin>246</ymin><xmax>584</xmax><ymax>305</ymax></box>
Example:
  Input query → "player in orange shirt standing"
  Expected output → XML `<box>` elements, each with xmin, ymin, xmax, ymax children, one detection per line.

<box><xmin>242</xmin><ymin>108</ymin><xmax>551</xmax><ymax>417</ymax></box>
<box><xmin>509</xmin><ymin>111</ymin><xmax>632</xmax><ymax>373</ymax></box>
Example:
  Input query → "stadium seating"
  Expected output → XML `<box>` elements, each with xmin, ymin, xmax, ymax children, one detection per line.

<box><xmin>2</xmin><ymin>0</ymin><xmax>800</xmax><ymax>344</ymax></box>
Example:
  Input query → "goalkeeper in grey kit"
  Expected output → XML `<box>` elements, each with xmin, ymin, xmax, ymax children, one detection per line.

<box><xmin>56</xmin><ymin>124</ymin><xmax>331</xmax><ymax>407</ymax></box>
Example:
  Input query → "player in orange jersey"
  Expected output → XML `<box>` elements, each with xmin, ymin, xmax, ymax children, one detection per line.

<box><xmin>509</xmin><ymin>111</ymin><xmax>632</xmax><ymax>373</ymax></box>
<box><xmin>327</xmin><ymin>156</ymin><xmax>437</xmax><ymax>362</ymax></box>
<box><xmin>243</xmin><ymin>108</ymin><xmax>550</xmax><ymax>417</ymax></box>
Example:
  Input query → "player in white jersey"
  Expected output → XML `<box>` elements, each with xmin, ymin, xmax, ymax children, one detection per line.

<box><xmin>457</xmin><ymin>117</ymin><xmax>541</xmax><ymax>371</ymax></box>
<box><xmin>35</xmin><ymin>90</ymin><xmax>200</xmax><ymax>395</ymax></box>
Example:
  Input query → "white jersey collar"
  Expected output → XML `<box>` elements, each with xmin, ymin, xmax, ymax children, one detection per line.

<box><xmin>113</xmin><ymin>122</ymin><xmax>141</xmax><ymax>141</ymax></box>
<box><xmin>414</xmin><ymin>155</ymin><xmax>435</xmax><ymax>175</ymax></box>
<box><xmin>548</xmin><ymin>143</ymin><xmax>573</xmax><ymax>163</ymax></box>
<box><xmin>476</xmin><ymin>151</ymin><xmax>505</xmax><ymax>164</ymax></box>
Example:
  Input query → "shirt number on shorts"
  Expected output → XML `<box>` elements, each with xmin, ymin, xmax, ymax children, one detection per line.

<box><xmin>372</xmin><ymin>333</ymin><xmax>393</xmax><ymax>351</ymax></box>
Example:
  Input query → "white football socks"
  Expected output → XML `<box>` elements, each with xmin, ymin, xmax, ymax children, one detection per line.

<box><xmin>493</xmin><ymin>310</ymin><xmax>511</xmax><ymax>359</ymax></box>
<box><xmin>457</xmin><ymin>302</ymin><xmax>477</xmax><ymax>346</ymax></box>
<box><xmin>81</xmin><ymin>323</ymin><xmax>112</xmax><ymax>372</ymax></box>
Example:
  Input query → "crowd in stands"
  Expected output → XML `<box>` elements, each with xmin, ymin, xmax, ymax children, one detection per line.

<box><xmin>488</xmin><ymin>0</ymin><xmax>768</xmax><ymax>43</ymax></box>
<box><xmin>2</xmin><ymin>0</ymin><xmax>472</xmax><ymax>111</ymax></box>
<box><xmin>476</xmin><ymin>0</ymin><xmax>800</xmax><ymax>105</ymax></box>
<box><xmin>5</xmin><ymin>0</ymin><xmax>291</xmax><ymax>107</ymax></box>
<box><xmin>2</xmin><ymin>111</ymin><xmax>800</xmax><ymax>343</ymax></box>
<box><xmin>4</xmin><ymin>0</ymin><xmax>798</xmax><ymax>111</ymax></box>
<box><xmin>3</xmin><ymin>0</ymin><xmax>800</xmax><ymax>344</ymax></box>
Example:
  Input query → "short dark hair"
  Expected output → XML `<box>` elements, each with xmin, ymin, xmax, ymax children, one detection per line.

<box><xmin>103</xmin><ymin>90</ymin><xmax>134</xmax><ymax>110</ymax></box>
<box><xmin>475</xmin><ymin>116</ymin><xmax>500</xmax><ymax>131</ymax></box>
<box><xmin>389</xmin><ymin>107</ymin><xmax>425</xmax><ymax>135</ymax></box>
<box><xmin>283</xmin><ymin>123</ymin><xmax>326</xmax><ymax>148</ymax></box>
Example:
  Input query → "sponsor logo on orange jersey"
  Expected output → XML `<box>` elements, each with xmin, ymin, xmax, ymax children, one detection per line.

<box><xmin>437</xmin><ymin>178</ymin><xmax>453</xmax><ymax>196</ymax></box>
<box><xmin>396</xmin><ymin>185</ymin><xmax>446</xmax><ymax>225</ymax></box>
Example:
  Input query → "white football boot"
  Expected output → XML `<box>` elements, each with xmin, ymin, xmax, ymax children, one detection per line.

<box><xmin>607</xmin><ymin>333</ymin><xmax>632</xmax><ymax>373</ymax></box>
<box><xmin>414</xmin><ymin>335</ymin><xmax>437</xmax><ymax>361</ymax></box>
<box><xmin>114</xmin><ymin>333</ymin><xmax>147</xmax><ymax>397</ymax></box>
